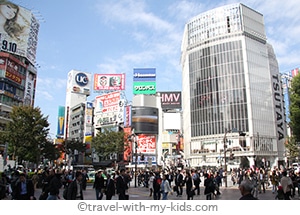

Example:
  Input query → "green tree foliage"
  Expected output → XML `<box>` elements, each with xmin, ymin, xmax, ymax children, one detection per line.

<box><xmin>62</xmin><ymin>138</ymin><xmax>86</xmax><ymax>154</ymax></box>
<box><xmin>3</xmin><ymin>106</ymin><xmax>59</xmax><ymax>165</ymax></box>
<box><xmin>290</xmin><ymin>74</ymin><xmax>300</xmax><ymax>142</ymax></box>
<box><xmin>92</xmin><ymin>129</ymin><xmax>127</xmax><ymax>161</ymax></box>
<box><xmin>285</xmin><ymin>136</ymin><xmax>299</xmax><ymax>162</ymax></box>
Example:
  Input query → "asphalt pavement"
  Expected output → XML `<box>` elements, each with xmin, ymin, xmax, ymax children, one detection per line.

<box><xmin>3</xmin><ymin>176</ymin><xmax>299</xmax><ymax>200</ymax></box>
<box><xmin>29</xmin><ymin>179</ymin><xmax>299</xmax><ymax>200</ymax></box>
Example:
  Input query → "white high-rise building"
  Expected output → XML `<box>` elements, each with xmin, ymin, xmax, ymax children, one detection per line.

<box><xmin>181</xmin><ymin>3</ymin><xmax>286</xmax><ymax>169</ymax></box>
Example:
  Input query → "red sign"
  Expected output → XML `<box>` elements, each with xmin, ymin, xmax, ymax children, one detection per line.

<box><xmin>137</xmin><ymin>134</ymin><xmax>156</xmax><ymax>154</ymax></box>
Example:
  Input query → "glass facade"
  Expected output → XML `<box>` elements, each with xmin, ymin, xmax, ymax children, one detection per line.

<box><xmin>189</xmin><ymin>40</ymin><xmax>248</xmax><ymax>137</ymax></box>
<box><xmin>181</xmin><ymin>3</ymin><xmax>285</xmax><ymax>167</ymax></box>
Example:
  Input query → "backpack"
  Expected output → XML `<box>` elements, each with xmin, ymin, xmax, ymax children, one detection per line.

<box><xmin>156</xmin><ymin>178</ymin><xmax>162</xmax><ymax>185</ymax></box>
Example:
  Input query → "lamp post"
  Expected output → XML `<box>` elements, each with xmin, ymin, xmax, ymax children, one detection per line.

<box><xmin>223</xmin><ymin>129</ymin><xmax>229</xmax><ymax>188</ymax></box>
<box><xmin>128</xmin><ymin>129</ymin><xmax>138</xmax><ymax>188</ymax></box>
<box><xmin>223</xmin><ymin>128</ymin><xmax>246</xmax><ymax>187</ymax></box>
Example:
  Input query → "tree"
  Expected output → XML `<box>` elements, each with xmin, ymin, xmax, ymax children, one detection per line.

<box><xmin>92</xmin><ymin>129</ymin><xmax>127</xmax><ymax>161</ymax></box>
<box><xmin>285</xmin><ymin>136</ymin><xmax>299</xmax><ymax>163</ymax></box>
<box><xmin>61</xmin><ymin>138</ymin><xmax>86</xmax><ymax>165</ymax></box>
<box><xmin>2</xmin><ymin>106</ymin><xmax>56</xmax><ymax>166</ymax></box>
<box><xmin>290</xmin><ymin>74</ymin><xmax>300</xmax><ymax>142</ymax></box>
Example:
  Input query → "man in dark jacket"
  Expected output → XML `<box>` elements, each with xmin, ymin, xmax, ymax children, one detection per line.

<box><xmin>116</xmin><ymin>169</ymin><xmax>129</xmax><ymax>200</ymax></box>
<box><xmin>175</xmin><ymin>169</ymin><xmax>184</xmax><ymax>197</ymax></box>
<box><xmin>15</xmin><ymin>173</ymin><xmax>35</xmax><ymax>200</ymax></box>
<box><xmin>93</xmin><ymin>170</ymin><xmax>106</xmax><ymax>200</ymax></box>
<box><xmin>67</xmin><ymin>171</ymin><xmax>83</xmax><ymax>200</ymax></box>
<box><xmin>45</xmin><ymin>169</ymin><xmax>62</xmax><ymax>200</ymax></box>
<box><xmin>105</xmin><ymin>174</ymin><xmax>115</xmax><ymax>200</ymax></box>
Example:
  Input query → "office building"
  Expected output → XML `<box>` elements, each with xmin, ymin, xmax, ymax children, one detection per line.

<box><xmin>180</xmin><ymin>3</ymin><xmax>286</xmax><ymax>169</ymax></box>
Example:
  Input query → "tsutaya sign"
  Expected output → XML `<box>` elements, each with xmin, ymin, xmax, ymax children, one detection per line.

<box><xmin>272</xmin><ymin>74</ymin><xmax>285</xmax><ymax>140</ymax></box>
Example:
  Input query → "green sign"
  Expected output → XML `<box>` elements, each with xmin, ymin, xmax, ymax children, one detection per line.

<box><xmin>133</xmin><ymin>81</ymin><xmax>156</xmax><ymax>95</ymax></box>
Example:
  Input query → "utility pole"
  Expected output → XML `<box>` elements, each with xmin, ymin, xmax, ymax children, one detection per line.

<box><xmin>223</xmin><ymin>129</ymin><xmax>229</xmax><ymax>188</ymax></box>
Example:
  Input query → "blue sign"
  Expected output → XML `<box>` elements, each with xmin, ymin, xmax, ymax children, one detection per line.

<box><xmin>133</xmin><ymin>68</ymin><xmax>156</xmax><ymax>82</ymax></box>
<box><xmin>75</xmin><ymin>73</ymin><xmax>89</xmax><ymax>86</ymax></box>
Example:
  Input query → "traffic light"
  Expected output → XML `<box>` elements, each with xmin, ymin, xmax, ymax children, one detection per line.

<box><xmin>229</xmin><ymin>153</ymin><xmax>234</xmax><ymax>160</ymax></box>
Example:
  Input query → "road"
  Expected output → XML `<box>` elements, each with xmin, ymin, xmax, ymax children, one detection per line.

<box><xmin>32</xmin><ymin>180</ymin><xmax>298</xmax><ymax>200</ymax></box>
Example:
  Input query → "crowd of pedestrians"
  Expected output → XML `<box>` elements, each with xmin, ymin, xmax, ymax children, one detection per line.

<box><xmin>0</xmin><ymin>164</ymin><xmax>299</xmax><ymax>200</ymax></box>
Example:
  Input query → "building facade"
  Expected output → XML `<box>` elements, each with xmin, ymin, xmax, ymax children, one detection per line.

<box><xmin>0</xmin><ymin>1</ymin><xmax>39</xmax><ymax>159</ymax></box>
<box><xmin>181</xmin><ymin>3</ymin><xmax>286</xmax><ymax>169</ymax></box>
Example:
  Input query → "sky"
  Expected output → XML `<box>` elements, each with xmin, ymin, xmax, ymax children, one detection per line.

<box><xmin>10</xmin><ymin>0</ymin><xmax>300</xmax><ymax>137</ymax></box>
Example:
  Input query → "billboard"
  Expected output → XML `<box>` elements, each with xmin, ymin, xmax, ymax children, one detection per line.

<box><xmin>57</xmin><ymin>106</ymin><xmax>65</xmax><ymax>137</ymax></box>
<box><xmin>124</xmin><ymin>105</ymin><xmax>132</xmax><ymax>128</ymax></box>
<box><xmin>131</xmin><ymin>106</ymin><xmax>158</xmax><ymax>134</ymax></box>
<box><xmin>94</xmin><ymin>91</ymin><xmax>121</xmax><ymax>114</ymax></box>
<box><xmin>160</xmin><ymin>91</ymin><xmax>182</xmax><ymax>109</ymax></box>
<box><xmin>133</xmin><ymin>68</ymin><xmax>156</xmax><ymax>82</ymax></box>
<box><xmin>136</xmin><ymin>134</ymin><xmax>156</xmax><ymax>154</ymax></box>
<box><xmin>0</xmin><ymin>1</ymin><xmax>39</xmax><ymax>65</ymax></box>
<box><xmin>123</xmin><ymin>127</ymin><xmax>132</xmax><ymax>161</ymax></box>
<box><xmin>133</xmin><ymin>81</ymin><xmax>156</xmax><ymax>95</ymax></box>
<box><xmin>67</xmin><ymin>70</ymin><xmax>91</xmax><ymax>95</ymax></box>
<box><xmin>24</xmin><ymin>72</ymin><xmax>36</xmax><ymax>106</ymax></box>
<box><xmin>94</xmin><ymin>92</ymin><xmax>125</xmax><ymax>127</ymax></box>
<box><xmin>85</xmin><ymin>102</ymin><xmax>93</xmax><ymax>126</ymax></box>
<box><xmin>94</xmin><ymin>73</ymin><xmax>125</xmax><ymax>90</ymax></box>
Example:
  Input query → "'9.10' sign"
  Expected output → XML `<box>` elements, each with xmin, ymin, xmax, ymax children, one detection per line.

<box><xmin>75</xmin><ymin>73</ymin><xmax>89</xmax><ymax>86</ymax></box>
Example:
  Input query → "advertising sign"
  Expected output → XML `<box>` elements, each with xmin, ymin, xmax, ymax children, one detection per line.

<box><xmin>85</xmin><ymin>102</ymin><xmax>93</xmax><ymax>126</ymax></box>
<box><xmin>123</xmin><ymin>127</ymin><xmax>132</xmax><ymax>161</ymax></box>
<box><xmin>136</xmin><ymin>134</ymin><xmax>156</xmax><ymax>154</ymax></box>
<box><xmin>95</xmin><ymin>91</ymin><xmax>121</xmax><ymax>114</ymax></box>
<box><xmin>0</xmin><ymin>1</ymin><xmax>39</xmax><ymax>65</ymax></box>
<box><xmin>57</xmin><ymin>106</ymin><xmax>65</xmax><ymax>137</ymax></box>
<box><xmin>124</xmin><ymin>105</ymin><xmax>132</xmax><ymax>128</ymax></box>
<box><xmin>24</xmin><ymin>72</ymin><xmax>35</xmax><ymax>106</ymax></box>
<box><xmin>67</xmin><ymin>70</ymin><xmax>91</xmax><ymax>95</ymax></box>
<box><xmin>133</xmin><ymin>81</ymin><xmax>156</xmax><ymax>95</ymax></box>
<box><xmin>160</xmin><ymin>91</ymin><xmax>182</xmax><ymax>109</ymax></box>
<box><xmin>94</xmin><ymin>73</ymin><xmax>125</xmax><ymax>90</ymax></box>
<box><xmin>133</xmin><ymin>68</ymin><xmax>156</xmax><ymax>82</ymax></box>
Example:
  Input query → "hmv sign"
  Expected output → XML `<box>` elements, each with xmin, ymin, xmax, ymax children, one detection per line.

<box><xmin>160</xmin><ymin>91</ymin><xmax>182</xmax><ymax>109</ymax></box>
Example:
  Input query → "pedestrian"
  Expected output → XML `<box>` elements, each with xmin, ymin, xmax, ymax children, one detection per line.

<box><xmin>105</xmin><ymin>174</ymin><xmax>115</xmax><ymax>200</ymax></box>
<box><xmin>66</xmin><ymin>171</ymin><xmax>84</xmax><ymax>200</ymax></box>
<box><xmin>116</xmin><ymin>169</ymin><xmax>129</xmax><ymax>200</ymax></box>
<box><xmin>31</xmin><ymin>171</ymin><xmax>39</xmax><ymax>191</ymax></box>
<box><xmin>275</xmin><ymin>185</ymin><xmax>285</xmax><ymax>200</ymax></box>
<box><xmin>175</xmin><ymin>169</ymin><xmax>184</xmax><ymax>197</ymax></box>
<box><xmin>93</xmin><ymin>170</ymin><xmax>106</xmax><ymax>200</ymax></box>
<box><xmin>153</xmin><ymin>171</ymin><xmax>162</xmax><ymax>200</ymax></box>
<box><xmin>45</xmin><ymin>169</ymin><xmax>62</xmax><ymax>200</ymax></box>
<box><xmin>204</xmin><ymin>173</ymin><xmax>214</xmax><ymax>200</ymax></box>
<box><xmin>270</xmin><ymin>170</ymin><xmax>279</xmax><ymax>194</ymax></box>
<box><xmin>258</xmin><ymin>168</ymin><xmax>266</xmax><ymax>193</ymax></box>
<box><xmin>280</xmin><ymin>170</ymin><xmax>293</xmax><ymax>200</ymax></box>
<box><xmin>15</xmin><ymin>172</ymin><xmax>35</xmax><ymax>200</ymax></box>
<box><xmin>148</xmin><ymin>172</ymin><xmax>155</xmax><ymax>197</ymax></box>
<box><xmin>161</xmin><ymin>174</ymin><xmax>172</xmax><ymax>200</ymax></box>
<box><xmin>185</xmin><ymin>171</ymin><xmax>195</xmax><ymax>200</ymax></box>
<box><xmin>192</xmin><ymin>169</ymin><xmax>201</xmax><ymax>195</ymax></box>
<box><xmin>81</xmin><ymin>169</ymin><xmax>89</xmax><ymax>191</ymax></box>
<box><xmin>239</xmin><ymin>179</ymin><xmax>258</xmax><ymax>200</ymax></box>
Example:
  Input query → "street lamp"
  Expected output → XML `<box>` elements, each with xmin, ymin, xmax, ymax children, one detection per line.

<box><xmin>128</xmin><ymin>129</ymin><xmax>138</xmax><ymax>188</ymax></box>
<box><xmin>223</xmin><ymin>128</ymin><xmax>246</xmax><ymax>187</ymax></box>
<box><xmin>223</xmin><ymin>129</ymin><xmax>229</xmax><ymax>188</ymax></box>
